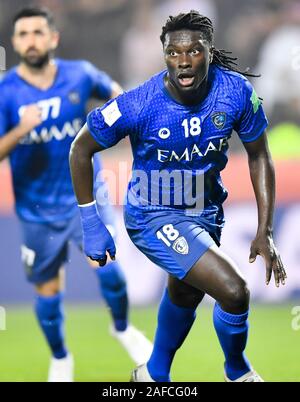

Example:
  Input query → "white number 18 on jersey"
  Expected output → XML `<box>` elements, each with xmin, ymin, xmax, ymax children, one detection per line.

<box><xmin>182</xmin><ymin>117</ymin><xmax>201</xmax><ymax>138</ymax></box>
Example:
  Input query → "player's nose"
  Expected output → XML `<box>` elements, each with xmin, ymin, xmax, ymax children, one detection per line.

<box><xmin>25</xmin><ymin>34</ymin><xmax>38</xmax><ymax>48</ymax></box>
<box><xmin>178</xmin><ymin>52</ymin><xmax>192</xmax><ymax>69</ymax></box>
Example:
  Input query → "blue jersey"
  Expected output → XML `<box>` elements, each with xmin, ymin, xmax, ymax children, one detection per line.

<box><xmin>0</xmin><ymin>59</ymin><xmax>111</xmax><ymax>223</ymax></box>
<box><xmin>87</xmin><ymin>65</ymin><xmax>268</xmax><ymax>236</ymax></box>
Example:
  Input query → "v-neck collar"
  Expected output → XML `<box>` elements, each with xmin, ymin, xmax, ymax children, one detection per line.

<box><xmin>157</xmin><ymin>65</ymin><xmax>218</xmax><ymax>112</ymax></box>
<box><xmin>15</xmin><ymin>59</ymin><xmax>60</xmax><ymax>92</ymax></box>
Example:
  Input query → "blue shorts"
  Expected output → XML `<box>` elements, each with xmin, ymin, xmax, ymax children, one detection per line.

<box><xmin>19</xmin><ymin>203</ymin><xmax>116</xmax><ymax>285</ymax></box>
<box><xmin>125</xmin><ymin>207</ymin><xmax>219</xmax><ymax>280</ymax></box>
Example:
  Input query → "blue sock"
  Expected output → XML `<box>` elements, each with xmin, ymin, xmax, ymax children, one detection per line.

<box><xmin>213</xmin><ymin>303</ymin><xmax>251</xmax><ymax>381</ymax></box>
<box><xmin>147</xmin><ymin>289</ymin><xmax>197</xmax><ymax>382</ymax></box>
<box><xmin>96</xmin><ymin>261</ymin><xmax>128</xmax><ymax>332</ymax></box>
<box><xmin>35</xmin><ymin>293</ymin><xmax>68</xmax><ymax>360</ymax></box>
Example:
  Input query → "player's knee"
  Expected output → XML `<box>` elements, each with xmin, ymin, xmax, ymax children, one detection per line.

<box><xmin>35</xmin><ymin>279</ymin><xmax>60</xmax><ymax>297</ymax></box>
<box><xmin>169</xmin><ymin>284</ymin><xmax>203</xmax><ymax>309</ymax></box>
<box><xmin>225</xmin><ymin>279</ymin><xmax>250</xmax><ymax>312</ymax></box>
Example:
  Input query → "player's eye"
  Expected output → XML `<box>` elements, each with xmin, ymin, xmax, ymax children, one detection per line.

<box><xmin>168</xmin><ymin>50</ymin><xmax>178</xmax><ymax>57</ymax></box>
<box><xmin>190</xmin><ymin>49</ymin><xmax>200</xmax><ymax>55</ymax></box>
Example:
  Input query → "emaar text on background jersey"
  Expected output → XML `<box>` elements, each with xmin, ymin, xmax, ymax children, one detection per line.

<box><xmin>0</xmin><ymin>59</ymin><xmax>112</xmax><ymax>223</ymax></box>
<box><xmin>87</xmin><ymin>65</ymin><xmax>268</xmax><ymax>236</ymax></box>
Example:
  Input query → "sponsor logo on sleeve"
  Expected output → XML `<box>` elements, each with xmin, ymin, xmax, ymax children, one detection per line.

<box><xmin>101</xmin><ymin>101</ymin><xmax>122</xmax><ymax>127</ymax></box>
<box><xmin>251</xmin><ymin>90</ymin><xmax>261</xmax><ymax>114</ymax></box>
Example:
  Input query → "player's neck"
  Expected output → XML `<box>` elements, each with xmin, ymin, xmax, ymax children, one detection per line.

<box><xmin>17</xmin><ymin>59</ymin><xmax>58</xmax><ymax>90</ymax></box>
<box><xmin>165</xmin><ymin>75</ymin><xmax>209</xmax><ymax>106</ymax></box>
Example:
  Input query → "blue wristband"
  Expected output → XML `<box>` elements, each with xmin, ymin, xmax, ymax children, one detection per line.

<box><xmin>78</xmin><ymin>201</ymin><xmax>116</xmax><ymax>262</ymax></box>
<box><xmin>79</xmin><ymin>201</ymin><xmax>99</xmax><ymax>229</ymax></box>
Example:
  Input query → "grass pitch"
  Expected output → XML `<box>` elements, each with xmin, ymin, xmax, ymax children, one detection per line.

<box><xmin>0</xmin><ymin>304</ymin><xmax>299</xmax><ymax>382</ymax></box>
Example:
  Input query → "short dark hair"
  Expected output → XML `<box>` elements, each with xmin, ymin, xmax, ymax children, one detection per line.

<box><xmin>161</xmin><ymin>10</ymin><xmax>258</xmax><ymax>78</ymax></box>
<box><xmin>13</xmin><ymin>6</ymin><xmax>56</xmax><ymax>29</ymax></box>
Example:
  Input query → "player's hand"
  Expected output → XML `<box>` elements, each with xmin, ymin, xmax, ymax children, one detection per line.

<box><xmin>19</xmin><ymin>104</ymin><xmax>43</xmax><ymax>135</ymax></box>
<box><xmin>83</xmin><ymin>222</ymin><xmax>116</xmax><ymax>267</ymax></box>
<box><xmin>79</xmin><ymin>202</ymin><xmax>116</xmax><ymax>267</ymax></box>
<box><xmin>249</xmin><ymin>233</ymin><xmax>287</xmax><ymax>288</ymax></box>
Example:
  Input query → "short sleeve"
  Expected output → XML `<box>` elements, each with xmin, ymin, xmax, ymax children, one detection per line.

<box><xmin>83</xmin><ymin>61</ymin><xmax>113</xmax><ymax>100</ymax></box>
<box><xmin>87</xmin><ymin>90</ymin><xmax>141</xmax><ymax>149</ymax></box>
<box><xmin>234</xmin><ymin>79</ymin><xmax>268</xmax><ymax>143</ymax></box>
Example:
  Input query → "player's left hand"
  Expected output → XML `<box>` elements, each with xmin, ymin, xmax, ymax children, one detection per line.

<box><xmin>249</xmin><ymin>233</ymin><xmax>287</xmax><ymax>288</ymax></box>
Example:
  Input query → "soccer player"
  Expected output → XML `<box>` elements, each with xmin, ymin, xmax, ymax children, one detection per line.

<box><xmin>0</xmin><ymin>7</ymin><xmax>152</xmax><ymax>382</ymax></box>
<box><xmin>69</xmin><ymin>11</ymin><xmax>287</xmax><ymax>382</ymax></box>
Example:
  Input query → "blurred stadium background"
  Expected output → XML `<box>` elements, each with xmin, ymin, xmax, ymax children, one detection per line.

<box><xmin>0</xmin><ymin>0</ymin><xmax>299</xmax><ymax>382</ymax></box>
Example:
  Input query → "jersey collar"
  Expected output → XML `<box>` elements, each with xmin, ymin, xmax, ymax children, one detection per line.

<box><xmin>157</xmin><ymin>65</ymin><xmax>218</xmax><ymax>112</ymax></box>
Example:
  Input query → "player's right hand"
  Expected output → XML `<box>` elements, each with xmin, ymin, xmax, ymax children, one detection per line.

<box><xmin>83</xmin><ymin>222</ymin><xmax>116</xmax><ymax>267</ymax></box>
<box><xmin>79</xmin><ymin>202</ymin><xmax>116</xmax><ymax>267</ymax></box>
<box><xmin>19</xmin><ymin>104</ymin><xmax>43</xmax><ymax>134</ymax></box>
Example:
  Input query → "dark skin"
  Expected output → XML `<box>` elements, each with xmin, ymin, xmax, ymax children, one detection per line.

<box><xmin>70</xmin><ymin>29</ymin><xmax>286</xmax><ymax>314</ymax></box>
<box><xmin>163</xmin><ymin>30</ymin><xmax>213</xmax><ymax>106</ymax></box>
<box><xmin>244</xmin><ymin>133</ymin><xmax>287</xmax><ymax>288</ymax></box>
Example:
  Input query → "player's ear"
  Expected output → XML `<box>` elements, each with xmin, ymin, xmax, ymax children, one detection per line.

<box><xmin>50</xmin><ymin>30</ymin><xmax>60</xmax><ymax>51</ymax></box>
<box><xmin>11</xmin><ymin>36</ymin><xmax>16</xmax><ymax>51</ymax></box>
<box><xmin>11</xmin><ymin>30</ymin><xmax>18</xmax><ymax>52</ymax></box>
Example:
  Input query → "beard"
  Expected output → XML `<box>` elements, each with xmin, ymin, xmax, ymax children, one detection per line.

<box><xmin>21</xmin><ymin>51</ymin><xmax>51</xmax><ymax>69</ymax></box>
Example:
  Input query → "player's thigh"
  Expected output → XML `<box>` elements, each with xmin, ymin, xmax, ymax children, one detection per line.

<box><xmin>19</xmin><ymin>219</ymin><xmax>70</xmax><ymax>286</ymax></box>
<box><xmin>184</xmin><ymin>245</ymin><xmax>250</xmax><ymax>312</ymax></box>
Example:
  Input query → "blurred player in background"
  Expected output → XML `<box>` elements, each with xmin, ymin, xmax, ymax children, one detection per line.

<box><xmin>70</xmin><ymin>11</ymin><xmax>287</xmax><ymax>382</ymax></box>
<box><xmin>0</xmin><ymin>6</ymin><xmax>152</xmax><ymax>382</ymax></box>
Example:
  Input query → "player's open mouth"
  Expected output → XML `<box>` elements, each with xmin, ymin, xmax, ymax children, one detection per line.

<box><xmin>177</xmin><ymin>73</ymin><xmax>195</xmax><ymax>87</ymax></box>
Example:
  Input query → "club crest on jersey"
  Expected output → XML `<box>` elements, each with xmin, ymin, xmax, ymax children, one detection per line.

<box><xmin>172</xmin><ymin>237</ymin><xmax>189</xmax><ymax>255</ymax></box>
<box><xmin>212</xmin><ymin>112</ymin><xmax>226</xmax><ymax>130</ymax></box>
<box><xmin>68</xmin><ymin>91</ymin><xmax>80</xmax><ymax>104</ymax></box>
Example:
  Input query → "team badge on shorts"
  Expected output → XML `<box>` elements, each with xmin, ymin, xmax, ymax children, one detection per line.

<box><xmin>212</xmin><ymin>112</ymin><xmax>226</xmax><ymax>129</ymax></box>
<box><xmin>172</xmin><ymin>236</ymin><xmax>189</xmax><ymax>255</ymax></box>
